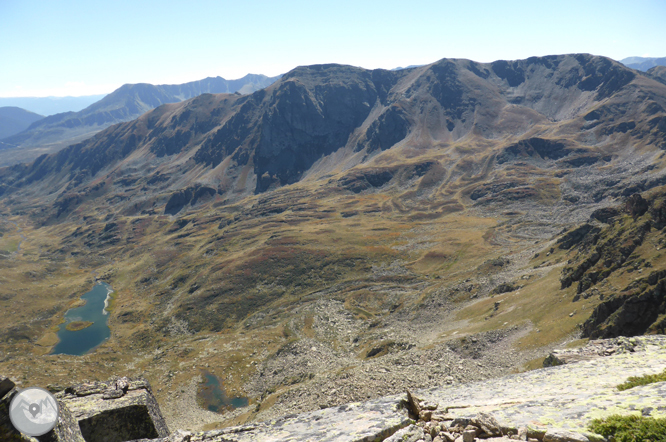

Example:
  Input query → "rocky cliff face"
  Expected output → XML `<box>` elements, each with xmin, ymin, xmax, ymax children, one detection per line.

<box><xmin>555</xmin><ymin>188</ymin><xmax>666</xmax><ymax>338</ymax></box>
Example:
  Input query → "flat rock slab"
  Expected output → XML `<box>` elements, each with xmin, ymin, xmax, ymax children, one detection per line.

<box><xmin>152</xmin><ymin>396</ymin><xmax>413</xmax><ymax>442</ymax></box>
<box><xmin>6</xmin><ymin>336</ymin><xmax>666</xmax><ymax>442</ymax></box>
<box><xmin>417</xmin><ymin>335</ymin><xmax>666</xmax><ymax>433</ymax></box>
<box><xmin>147</xmin><ymin>336</ymin><xmax>666</xmax><ymax>442</ymax></box>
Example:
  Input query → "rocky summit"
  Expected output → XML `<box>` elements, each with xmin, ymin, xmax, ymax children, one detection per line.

<box><xmin>1</xmin><ymin>53</ymin><xmax>666</xmax><ymax>441</ymax></box>
<box><xmin>1</xmin><ymin>336</ymin><xmax>665</xmax><ymax>442</ymax></box>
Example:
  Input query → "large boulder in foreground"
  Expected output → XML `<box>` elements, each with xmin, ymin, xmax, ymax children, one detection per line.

<box><xmin>55</xmin><ymin>377</ymin><xmax>169</xmax><ymax>442</ymax></box>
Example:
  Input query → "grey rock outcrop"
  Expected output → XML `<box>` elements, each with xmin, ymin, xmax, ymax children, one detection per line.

<box><xmin>0</xmin><ymin>375</ymin><xmax>23</xmax><ymax>441</ymax></box>
<box><xmin>543</xmin><ymin>336</ymin><xmax>640</xmax><ymax>366</ymax></box>
<box><xmin>3</xmin><ymin>336</ymin><xmax>666</xmax><ymax>442</ymax></box>
<box><xmin>543</xmin><ymin>429</ymin><xmax>590</xmax><ymax>442</ymax></box>
<box><xmin>55</xmin><ymin>377</ymin><xmax>169</xmax><ymax>442</ymax></box>
<box><xmin>39</xmin><ymin>403</ymin><xmax>86</xmax><ymax>442</ymax></box>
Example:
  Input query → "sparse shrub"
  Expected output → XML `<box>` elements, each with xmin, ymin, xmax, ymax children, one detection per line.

<box><xmin>588</xmin><ymin>414</ymin><xmax>666</xmax><ymax>442</ymax></box>
<box><xmin>617</xmin><ymin>368</ymin><xmax>666</xmax><ymax>391</ymax></box>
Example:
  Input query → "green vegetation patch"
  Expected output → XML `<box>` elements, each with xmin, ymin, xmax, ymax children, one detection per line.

<box><xmin>105</xmin><ymin>291</ymin><xmax>118</xmax><ymax>312</ymax></box>
<box><xmin>589</xmin><ymin>414</ymin><xmax>666</xmax><ymax>442</ymax></box>
<box><xmin>617</xmin><ymin>368</ymin><xmax>666</xmax><ymax>391</ymax></box>
<box><xmin>65</xmin><ymin>321</ymin><xmax>94</xmax><ymax>331</ymax></box>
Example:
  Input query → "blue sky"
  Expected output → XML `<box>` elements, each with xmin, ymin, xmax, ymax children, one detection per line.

<box><xmin>1</xmin><ymin>0</ymin><xmax>665</xmax><ymax>97</ymax></box>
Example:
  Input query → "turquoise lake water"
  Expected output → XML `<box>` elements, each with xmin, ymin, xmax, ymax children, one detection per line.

<box><xmin>198</xmin><ymin>370</ymin><xmax>249</xmax><ymax>412</ymax></box>
<box><xmin>51</xmin><ymin>282</ymin><xmax>112</xmax><ymax>355</ymax></box>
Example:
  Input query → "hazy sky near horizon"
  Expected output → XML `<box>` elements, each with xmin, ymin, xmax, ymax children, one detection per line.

<box><xmin>2</xmin><ymin>0</ymin><xmax>665</xmax><ymax>98</ymax></box>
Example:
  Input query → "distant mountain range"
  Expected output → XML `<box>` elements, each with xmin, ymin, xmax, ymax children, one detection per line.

<box><xmin>4</xmin><ymin>54</ymin><xmax>664</xmax><ymax>208</ymax></box>
<box><xmin>0</xmin><ymin>107</ymin><xmax>43</xmax><ymax>140</ymax></box>
<box><xmin>0</xmin><ymin>74</ymin><xmax>280</xmax><ymax>166</ymax></box>
<box><xmin>0</xmin><ymin>95</ymin><xmax>106</xmax><ymax>116</ymax></box>
<box><xmin>391</xmin><ymin>65</ymin><xmax>423</xmax><ymax>71</ymax></box>
<box><xmin>620</xmin><ymin>56</ymin><xmax>666</xmax><ymax>71</ymax></box>
<box><xmin>648</xmin><ymin>65</ymin><xmax>666</xmax><ymax>85</ymax></box>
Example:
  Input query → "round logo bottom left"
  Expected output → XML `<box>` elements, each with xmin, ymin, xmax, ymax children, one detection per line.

<box><xmin>9</xmin><ymin>387</ymin><xmax>60</xmax><ymax>436</ymax></box>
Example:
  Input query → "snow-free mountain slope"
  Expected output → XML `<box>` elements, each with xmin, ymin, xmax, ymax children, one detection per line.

<box><xmin>0</xmin><ymin>74</ymin><xmax>281</xmax><ymax>166</ymax></box>
<box><xmin>0</xmin><ymin>106</ymin><xmax>43</xmax><ymax>140</ymax></box>
<box><xmin>620</xmin><ymin>56</ymin><xmax>666</xmax><ymax>72</ymax></box>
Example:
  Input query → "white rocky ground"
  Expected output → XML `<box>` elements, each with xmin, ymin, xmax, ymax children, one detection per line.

<box><xmin>162</xmin><ymin>335</ymin><xmax>666</xmax><ymax>442</ymax></box>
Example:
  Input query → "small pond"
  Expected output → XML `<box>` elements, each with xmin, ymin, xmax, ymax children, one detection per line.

<box><xmin>198</xmin><ymin>370</ymin><xmax>249</xmax><ymax>412</ymax></box>
<box><xmin>51</xmin><ymin>282</ymin><xmax>113</xmax><ymax>355</ymax></box>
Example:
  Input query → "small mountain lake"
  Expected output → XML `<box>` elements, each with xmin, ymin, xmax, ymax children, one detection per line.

<box><xmin>198</xmin><ymin>370</ymin><xmax>249</xmax><ymax>412</ymax></box>
<box><xmin>51</xmin><ymin>282</ymin><xmax>113</xmax><ymax>355</ymax></box>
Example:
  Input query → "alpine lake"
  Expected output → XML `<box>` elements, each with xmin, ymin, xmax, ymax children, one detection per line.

<box><xmin>198</xmin><ymin>370</ymin><xmax>249</xmax><ymax>412</ymax></box>
<box><xmin>50</xmin><ymin>282</ymin><xmax>251</xmax><ymax>413</ymax></box>
<box><xmin>51</xmin><ymin>282</ymin><xmax>113</xmax><ymax>356</ymax></box>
